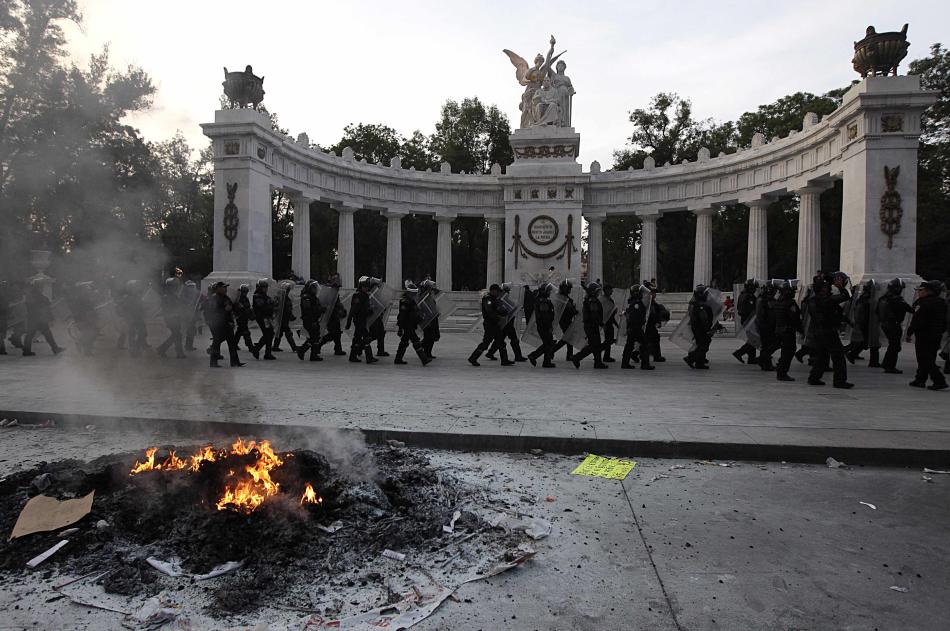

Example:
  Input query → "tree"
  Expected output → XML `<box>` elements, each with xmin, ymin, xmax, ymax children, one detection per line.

<box><xmin>430</xmin><ymin>97</ymin><xmax>512</xmax><ymax>174</ymax></box>
<box><xmin>735</xmin><ymin>91</ymin><xmax>844</xmax><ymax>146</ymax></box>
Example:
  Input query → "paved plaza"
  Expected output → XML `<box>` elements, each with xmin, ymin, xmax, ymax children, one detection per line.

<box><xmin>1</xmin><ymin>332</ymin><xmax>947</xmax><ymax>465</ymax></box>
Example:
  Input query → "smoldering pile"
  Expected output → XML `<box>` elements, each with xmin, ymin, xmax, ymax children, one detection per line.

<box><xmin>0</xmin><ymin>441</ymin><xmax>537</xmax><ymax>618</ymax></box>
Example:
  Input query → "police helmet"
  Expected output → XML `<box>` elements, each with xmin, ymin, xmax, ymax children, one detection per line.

<box><xmin>357</xmin><ymin>275</ymin><xmax>371</xmax><ymax>287</ymax></box>
<box><xmin>586</xmin><ymin>281</ymin><xmax>601</xmax><ymax>296</ymax></box>
<box><xmin>887</xmin><ymin>277</ymin><xmax>905</xmax><ymax>293</ymax></box>
<box><xmin>404</xmin><ymin>280</ymin><xmax>418</xmax><ymax>292</ymax></box>
<box><xmin>917</xmin><ymin>279</ymin><xmax>944</xmax><ymax>294</ymax></box>
<box><xmin>239</xmin><ymin>283</ymin><xmax>250</xmax><ymax>293</ymax></box>
<box><xmin>744</xmin><ymin>278</ymin><xmax>757</xmax><ymax>289</ymax></box>
<box><xmin>693</xmin><ymin>284</ymin><xmax>708</xmax><ymax>299</ymax></box>
<box><xmin>558</xmin><ymin>280</ymin><xmax>573</xmax><ymax>295</ymax></box>
<box><xmin>500</xmin><ymin>282</ymin><xmax>512</xmax><ymax>293</ymax></box>
<box><xmin>831</xmin><ymin>271</ymin><xmax>850</xmax><ymax>287</ymax></box>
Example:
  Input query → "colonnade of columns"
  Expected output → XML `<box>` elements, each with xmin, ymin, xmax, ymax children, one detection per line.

<box><xmin>632</xmin><ymin>184</ymin><xmax>830</xmax><ymax>289</ymax></box>
<box><xmin>289</xmin><ymin>184</ymin><xmax>830</xmax><ymax>291</ymax></box>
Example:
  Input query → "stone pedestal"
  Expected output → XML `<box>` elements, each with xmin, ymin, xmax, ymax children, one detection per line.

<box><xmin>506</xmin><ymin>126</ymin><xmax>582</xmax><ymax>178</ymax></box>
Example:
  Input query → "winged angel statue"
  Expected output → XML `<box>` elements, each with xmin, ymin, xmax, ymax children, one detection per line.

<box><xmin>503</xmin><ymin>35</ymin><xmax>575</xmax><ymax>129</ymax></box>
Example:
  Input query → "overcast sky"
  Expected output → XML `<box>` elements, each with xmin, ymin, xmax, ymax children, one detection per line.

<box><xmin>65</xmin><ymin>0</ymin><xmax>947</xmax><ymax>169</ymax></box>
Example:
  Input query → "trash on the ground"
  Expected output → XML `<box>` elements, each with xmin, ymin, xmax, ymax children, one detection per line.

<box><xmin>922</xmin><ymin>475</ymin><xmax>934</xmax><ymax>483</ymax></box>
<box><xmin>923</xmin><ymin>468</ymin><xmax>950</xmax><ymax>475</ymax></box>
<box><xmin>126</xmin><ymin>592</ymin><xmax>184</xmax><ymax>628</ymax></box>
<box><xmin>30</xmin><ymin>473</ymin><xmax>53</xmax><ymax>492</ymax></box>
<box><xmin>826</xmin><ymin>457</ymin><xmax>846</xmax><ymax>469</ymax></box>
<box><xmin>382</xmin><ymin>549</ymin><xmax>406</xmax><ymax>562</ymax></box>
<box><xmin>442</xmin><ymin>510</ymin><xmax>462</xmax><ymax>534</ymax></box>
<box><xmin>523</xmin><ymin>517</ymin><xmax>552</xmax><ymax>540</ymax></box>
<box><xmin>889</xmin><ymin>585</ymin><xmax>909</xmax><ymax>593</ymax></box>
<box><xmin>84</xmin><ymin>424</ymin><xmax>96</xmax><ymax>431</ymax></box>
<box><xmin>95</xmin><ymin>519</ymin><xmax>110</xmax><ymax>530</ymax></box>
<box><xmin>58</xmin><ymin>527</ymin><xmax>80</xmax><ymax>538</ymax></box>
<box><xmin>10</xmin><ymin>491</ymin><xmax>94</xmax><ymax>539</ymax></box>
<box><xmin>482</xmin><ymin>511</ymin><xmax>551</xmax><ymax>540</ymax></box>
<box><xmin>529</xmin><ymin>449</ymin><xmax>544</xmax><ymax>456</ymax></box>
<box><xmin>26</xmin><ymin>539</ymin><xmax>69</xmax><ymax>568</ymax></box>
<box><xmin>316</xmin><ymin>520</ymin><xmax>345</xmax><ymax>534</ymax></box>
<box><xmin>649</xmin><ymin>474</ymin><xmax>670</xmax><ymax>483</ymax></box>
<box><xmin>193</xmin><ymin>560</ymin><xmax>242</xmax><ymax>581</ymax></box>
<box><xmin>669</xmin><ymin>464</ymin><xmax>687</xmax><ymax>470</ymax></box>
<box><xmin>571</xmin><ymin>454</ymin><xmax>637</xmax><ymax>480</ymax></box>
<box><xmin>386</xmin><ymin>440</ymin><xmax>406</xmax><ymax>448</ymax></box>
<box><xmin>544</xmin><ymin>495</ymin><xmax>556</xmax><ymax>502</ymax></box>
<box><xmin>859</xmin><ymin>501</ymin><xmax>877</xmax><ymax>510</ymax></box>
<box><xmin>146</xmin><ymin>557</ymin><xmax>184</xmax><ymax>578</ymax></box>
<box><xmin>0</xmin><ymin>418</ymin><xmax>18</xmax><ymax>428</ymax></box>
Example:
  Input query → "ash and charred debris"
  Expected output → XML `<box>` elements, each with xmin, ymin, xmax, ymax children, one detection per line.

<box><xmin>0</xmin><ymin>444</ymin><xmax>535</xmax><ymax>616</ymax></box>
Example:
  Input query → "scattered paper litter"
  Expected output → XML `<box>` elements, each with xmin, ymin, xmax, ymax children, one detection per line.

<box><xmin>826</xmin><ymin>457</ymin><xmax>846</xmax><ymax>469</ymax></box>
<box><xmin>127</xmin><ymin>592</ymin><xmax>183</xmax><ymax>628</ymax></box>
<box><xmin>193</xmin><ymin>561</ymin><xmax>241</xmax><ymax>581</ymax></box>
<box><xmin>523</xmin><ymin>517</ymin><xmax>552</xmax><ymax>540</ymax></box>
<box><xmin>571</xmin><ymin>454</ymin><xmax>636</xmax><ymax>480</ymax></box>
<box><xmin>10</xmin><ymin>491</ymin><xmax>95</xmax><ymax>539</ymax></box>
<box><xmin>382</xmin><ymin>549</ymin><xmax>406</xmax><ymax>562</ymax></box>
<box><xmin>923</xmin><ymin>468</ymin><xmax>950</xmax><ymax>475</ymax></box>
<box><xmin>442</xmin><ymin>511</ymin><xmax>462</xmax><ymax>534</ymax></box>
<box><xmin>26</xmin><ymin>540</ymin><xmax>69</xmax><ymax>568</ymax></box>
<box><xmin>316</xmin><ymin>520</ymin><xmax>345</xmax><ymax>534</ymax></box>
<box><xmin>669</xmin><ymin>464</ymin><xmax>687</xmax><ymax>471</ymax></box>
<box><xmin>146</xmin><ymin>557</ymin><xmax>184</xmax><ymax>578</ymax></box>
<box><xmin>889</xmin><ymin>585</ymin><xmax>909</xmax><ymax>593</ymax></box>
<box><xmin>922</xmin><ymin>475</ymin><xmax>934</xmax><ymax>483</ymax></box>
<box><xmin>859</xmin><ymin>501</ymin><xmax>877</xmax><ymax>510</ymax></box>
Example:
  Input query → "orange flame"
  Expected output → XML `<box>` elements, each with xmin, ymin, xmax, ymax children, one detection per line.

<box><xmin>129</xmin><ymin>438</ymin><xmax>316</xmax><ymax>514</ymax></box>
<box><xmin>300</xmin><ymin>483</ymin><xmax>322</xmax><ymax>505</ymax></box>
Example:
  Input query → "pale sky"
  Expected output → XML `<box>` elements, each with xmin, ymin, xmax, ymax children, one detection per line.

<box><xmin>65</xmin><ymin>0</ymin><xmax>947</xmax><ymax>169</ymax></box>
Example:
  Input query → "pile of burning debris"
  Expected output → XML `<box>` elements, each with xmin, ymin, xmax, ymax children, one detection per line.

<box><xmin>0</xmin><ymin>439</ymin><xmax>543</xmax><ymax>624</ymax></box>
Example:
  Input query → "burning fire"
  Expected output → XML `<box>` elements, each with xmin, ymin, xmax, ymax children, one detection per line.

<box><xmin>301</xmin><ymin>483</ymin><xmax>322</xmax><ymax>505</ymax></box>
<box><xmin>129</xmin><ymin>438</ymin><xmax>322</xmax><ymax>515</ymax></box>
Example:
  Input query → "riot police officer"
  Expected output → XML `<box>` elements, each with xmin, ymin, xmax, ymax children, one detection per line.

<box><xmin>549</xmin><ymin>280</ymin><xmax>578</xmax><ymax>361</ymax></box>
<box><xmin>732</xmin><ymin>279</ymin><xmax>759</xmax><ymax>364</ymax></box>
<box><xmin>684</xmin><ymin>285</ymin><xmax>714</xmax><ymax>369</ymax></box>
<box><xmin>756</xmin><ymin>282</ymin><xmax>778</xmax><ymax>371</ymax></box>
<box><xmin>251</xmin><ymin>279</ymin><xmax>277</xmax><ymax>360</ymax></box>
<box><xmin>234</xmin><ymin>284</ymin><xmax>253</xmax><ymax>351</ymax></box>
<box><xmin>207</xmin><ymin>281</ymin><xmax>244</xmax><ymax>368</ymax></box>
<box><xmin>394</xmin><ymin>280</ymin><xmax>431</xmax><ymax>366</ymax></box>
<box><xmin>621</xmin><ymin>284</ymin><xmax>655</xmax><ymax>370</ymax></box>
<box><xmin>156</xmin><ymin>277</ymin><xmax>185</xmax><ymax>359</ymax></box>
<box><xmin>804</xmin><ymin>276</ymin><xmax>853</xmax><ymax>388</ymax></box>
<box><xmin>770</xmin><ymin>280</ymin><xmax>802</xmax><ymax>381</ymax></box>
<box><xmin>846</xmin><ymin>280</ymin><xmax>879</xmax><ymax>367</ymax></box>
<box><xmin>22</xmin><ymin>280</ymin><xmax>63</xmax><ymax>356</ymax></box>
<box><xmin>572</xmin><ymin>281</ymin><xmax>608</xmax><ymax>369</ymax></box>
<box><xmin>318</xmin><ymin>273</ymin><xmax>347</xmax><ymax>356</ymax></box>
<box><xmin>878</xmin><ymin>278</ymin><xmax>913</xmax><ymax>374</ymax></box>
<box><xmin>468</xmin><ymin>284</ymin><xmax>512</xmax><ymax>366</ymax></box>
<box><xmin>297</xmin><ymin>280</ymin><xmax>326</xmax><ymax>362</ymax></box>
<box><xmin>271</xmin><ymin>283</ymin><xmax>298</xmax><ymax>353</ymax></box>
<box><xmin>486</xmin><ymin>283</ymin><xmax>527</xmax><ymax>362</ymax></box>
<box><xmin>418</xmin><ymin>279</ymin><xmax>442</xmax><ymax>360</ymax></box>
<box><xmin>347</xmin><ymin>276</ymin><xmax>378</xmax><ymax>363</ymax></box>
<box><xmin>601</xmin><ymin>283</ymin><xmax>618</xmax><ymax>363</ymax></box>
<box><xmin>527</xmin><ymin>282</ymin><xmax>557</xmax><ymax>367</ymax></box>
<box><xmin>907</xmin><ymin>280</ymin><xmax>948</xmax><ymax>390</ymax></box>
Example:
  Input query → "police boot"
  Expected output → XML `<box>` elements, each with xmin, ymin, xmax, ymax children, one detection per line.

<box><xmin>868</xmin><ymin>348</ymin><xmax>881</xmax><ymax>368</ymax></box>
<box><xmin>512</xmin><ymin>340</ymin><xmax>528</xmax><ymax>362</ymax></box>
<box><xmin>593</xmin><ymin>350</ymin><xmax>608</xmax><ymax>369</ymax></box>
<box><xmin>364</xmin><ymin>346</ymin><xmax>378</xmax><ymax>364</ymax></box>
<box><xmin>468</xmin><ymin>349</ymin><xmax>482</xmax><ymax>366</ymax></box>
<box><xmin>210</xmin><ymin>356</ymin><xmax>221</xmax><ymax>368</ymax></box>
<box><xmin>415</xmin><ymin>345</ymin><xmax>432</xmax><ymax>366</ymax></box>
<box><xmin>499</xmin><ymin>347</ymin><xmax>515</xmax><ymax>366</ymax></box>
<box><xmin>621</xmin><ymin>348</ymin><xmax>635</xmax><ymax>369</ymax></box>
<box><xmin>541</xmin><ymin>352</ymin><xmax>556</xmax><ymax>368</ymax></box>
<box><xmin>297</xmin><ymin>342</ymin><xmax>310</xmax><ymax>360</ymax></box>
<box><xmin>527</xmin><ymin>348</ymin><xmax>539</xmax><ymax>366</ymax></box>
<box><xmin>349</xmin><ymin>346</ymin><xmax>362</xmax><ymax>362</ymax></box>
<box><xmin>731</xmin><ymin>349</ymin><xmax>745</xmax><ymax>364</ymax></box>
<box><xmin>376</xmin><ymin>342</ymin><xmax>390</xmax><ymax>358</ymax></box>
<box><xmin>485</xmin><ymin>351</ymin><xmax>497</xmax><ymax>360</ymax></box>
<box><xmin>394</xmin><ymin>347</ymin><xmax>408</xmax><ymax>365</ymax></box>
<box><xmin>748</xmin><ymin>350</ymin><xmax>757</xmax><ymax>364</ymax></box>
<box><xmin>309</xmin><ymin>346</ymin><xmax>323</xmax><ymax>362</ymax></box>
<box><xmin>777</xmin><ymin>371</ymin><xmax>795</xmax><ymax>382</ymax></box>
<box><xmin>602</xmin><ymin>347</ymin><xmax>616</xmax><ymax>363</ymax></box>
<box><xmin>640</xmin><ymin>355</ymin><xmax>655</xmax><ymax>370</ymax></box>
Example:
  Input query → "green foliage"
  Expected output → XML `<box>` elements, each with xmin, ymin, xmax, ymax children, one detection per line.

<box><xmin>430</xmin><ymin>97</ymin><xmax>512</xmax><ymax>174</ymax></box>
<box><xmin>735</xmin><ymin>91</ymin><xmax>844</xmax><ymax>146</ymax></box>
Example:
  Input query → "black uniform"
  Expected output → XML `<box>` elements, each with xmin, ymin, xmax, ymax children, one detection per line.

<box><xmin>271</xmin><ymin>290</ymin><xmax>298</xmax><ymax>352</ymax></box>
<box><xmin>297</xmin><ymin>287</ymin><xmax>325</xmax><ymax>361</ymax></box>
<box><xmin>621</xmin><ymin>295</ymin><xmax>654</xmax><ymax>370</ymax></box>
<box><xmin>733</xmin><ymin>286</ymin><xmax>758</xmax><ymax>363</ymax></box>
<box><xmin>804</xmin><ymin>286</ymin><xmax>851</xmax><ymax>387</ymax></box>
<box><xmin>572</xmin><ymin>292</ymin><xmax>607</xmax><ymax>368</ymax></box>
<box><xmin>0</xmin><ymin>282</ymin><xmax>8</xmax><ymax>354</ymax></box>
<box><xmin>756</xmin><ymin>289</ymin><xmax>776</xmax><ymax>370</ymax></box>
<box><xmin>22</xmin><ymin>287</ymin><xmax>62</xmax><ymax>356</ymax></box>
<box><xmin>878</xmin><ymin>291</ymin><xmax>913</xmax><ymax>371</ymax></box>
<box><xmin>908</xmin><ymin>292</ymin><xmax>948</xmax><ymax>388</ymax></box>
<box><xmin>770</xmin><ymin>290</ymin><xmax>803</xmax><ymax>380</ymax></box>
<box><xmin>468</xmin><ymin>293</ymin><xmax>511</xmax><ymax>365</ymax></box>
<box><xmin>347</xmin><ymin>289</ymin><xmax>377</xmax><ymax>363</ymax></box>
<box><xmin>601</xmin><ymin>288</ymin><xmax>618</xmax><ymax>363</ymax></box>
<box><xmin>234</xmin><ymin>291</ymin><xmax>253</xmax><ymax>350</ymax></box>
<box><xmin>550</xmin><ymin>294</ymin><xmax>578</xmax><ymax>360</ymax></box>
<box><xmin>685</xmin><ymin>299</ymin><xmax>713</xmax><ymax>368</ymax></box>
<box><xmin>370</xmin><ymin>313</ymin><xmax>388</xmax><ymax>357</ymax></box>
<box><xmin>527</xmin><ymin>292</ymin><xmax>557</xmax><ymax>367</ymax></box>
<box><xmin>395</xmin><ymin>293</ymin><xmax>430</xmax><ymax>365</ymax></box>
<box><xmin>207</xmin><ymin>292</ymin><xmax>241</xmax><ymax>367</ymax></box>
<box><xmin>319</xmin><ymin>295</ymin><xmax>347</xmax><ymax>355</ymax></box>
<box><xmin>251</xmin><ymin>288</ymin><xmax>277</xmax><ymax>359</ymax></box>
<box><xmin>649</xmin><ymin>300</ymin><xmax>670</xmax><ymax>362</ymax></box>
<box><xmin>846</xmin><ymin>287</ymin><xmax>878</xmax><ymax>366</ymax></box>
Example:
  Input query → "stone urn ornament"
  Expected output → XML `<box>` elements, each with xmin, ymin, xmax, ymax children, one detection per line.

<box><xmin>852</xmin><ymin>24</ymin><xmax>910</xmax><ymax>77</ymax></box>
<box><xmin>222</xmin><ymin>65</ymin><xmax>265</xmax><ymax>109</ymax></box>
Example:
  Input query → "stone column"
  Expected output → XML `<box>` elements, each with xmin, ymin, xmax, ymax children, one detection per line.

<box><xmin>435</xmin><ymin>215</ymin><xmax>454</xmax><ymax>290</ymax></box>
<box><xmin>796</xmin><ymin>187</ymin><xmax>824</xmax><ymax>283</ymax></box>
<box><xmin>384</xmin><ymin>211</ymin><xmax>404</xmax><ymax>285</ymax></box>
<box><xmin>585</xmin><ymin>215</ymin><xmax>605</xmax><ymax>283</ymax></box>
<box><xmin>745</xmin><ymin>199</ymin><xmax>769</xmax><ymax>280</ymax></box>
<box><xmin>692</xmin><ymin>208</ymin><xmax>715</xmax><ymax>287</ymax></box>
<box><xmin>486</xmin><ymin>217</ymin><xmax>505</xmax><ymax>287</ymax></box>
<box><xmin>335</xmin><ymin>206</ymin><xmax>356</xmax><ymax>289</ymax></box>
<box><xmin>290</xmin><ymin>196</ymin><xmax>313</xmax><ymax>281</ymax></box>
<box><xmin>639</xmin><ymin>213</ymin><xmax>658</xmax><ymax>283</ymax></box>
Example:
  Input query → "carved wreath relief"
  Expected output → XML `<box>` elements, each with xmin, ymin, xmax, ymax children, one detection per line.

<box><xmin>509</xmin><ymin>214</ymin><xmax>578</xmax><ymax>269</ymax></box>
<box><xmin>223</xmin><ymin>182</ymin><xmax>239</xmax><ymax>251</ymax></box>
<box><xmin>880</xmin><ymin>166</ymin><xmax>902</xmax><ymax>249</ymax></box>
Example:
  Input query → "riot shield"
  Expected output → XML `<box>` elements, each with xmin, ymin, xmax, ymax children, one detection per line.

<box><xmin>736</xmin><ymin>316</ymin><xmax>762</xmax><ymax>349</ymax></box>
<box><xmin>498</xmin><ymin>285</ymin><xmax>525</xmax><ymax>331</ymax></box>
<box><xmin>316</xmin><ymin>285</ymin><xmax>340</xmax><ymax>333</ymax></box>
<box><xmin>559</xmin><ymin>316</ymin><xmax>587</xmax><ymax>349</ymax></box>
<box><xmin>416</xmin><ymin>290</ymin><xmax>448</xmax><ymax>335</ymax></box>
<box><xmin>598</xmin><ymin>294</ymin><xmax>618</xmax><ymax>326</ymax></box>
<box><xmin>612</xmin><ymin>289</ymin><xmax>633</xmax><ymax>341</ymax></box>
<box><xmin>670</xmin><ymin>289</ymin><xmax>723</xmax><ymax>352</ymax></box>
<box><xmin>366</xmin><ymin>283</ymin><xmax>397</xmax><ymax>328</ymax></box>
<box><xmin>521</xmin><ymin>292</ymin><xmax>566</xmax><ymax>348</ymax></box>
